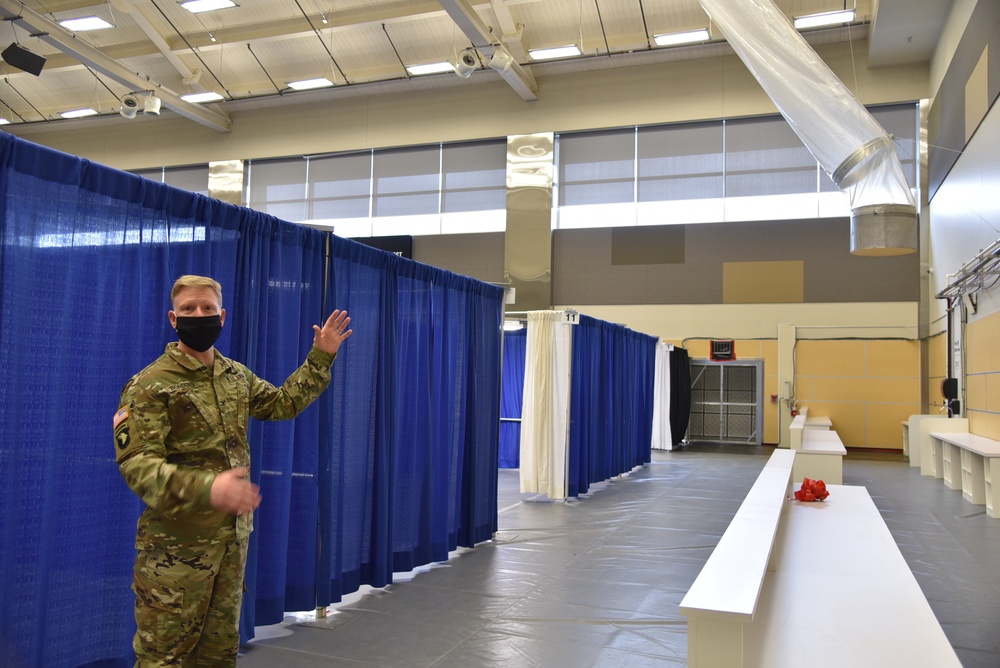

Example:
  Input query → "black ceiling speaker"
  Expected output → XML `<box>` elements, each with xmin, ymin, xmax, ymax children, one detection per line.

<box><xmin>2</xmin><ymin>43</ymin><xmax>46</xmax><ymax>76</ymax></box>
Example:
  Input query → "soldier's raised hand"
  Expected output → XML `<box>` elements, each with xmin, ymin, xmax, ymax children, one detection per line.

<box><xmin>313</xmin><ymin>309</ymin><xmax>352</xmax><ymax>356</ymax></box>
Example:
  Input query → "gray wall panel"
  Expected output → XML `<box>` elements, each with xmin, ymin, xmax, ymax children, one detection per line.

<box><xmin>412</xmin><ymin>232</ymin><xmax>505</xmax><ymax>283</ymax></box>
<box><xmin>553</xmin><ymin>218</ymin><xmax>918</xmax><ymax>305</ymax></box>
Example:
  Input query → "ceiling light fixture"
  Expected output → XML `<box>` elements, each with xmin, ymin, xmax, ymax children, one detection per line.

<box><xmin>0</xmin><ymin>118</ymin><xmax>10</xmax><ymax>125</ymax></box>
<box><xmin>405</xmin><ymin>61</ymin><xmax>454</xmax><ymax>76</ymax></box>
<box><xmin>653</xmin><ymin>28</ymin><xmax>710</xmax><ymax>47</ymax></box>
<box><xmin>60</xmin><ymin>108</ymin><xmax>99</xmax><ymax>119</ymax></box>
<box><xmin>59</xmin><ymin>17</ymin><xmax>114</xmax><ymax>31</ymax></box>
<box><xmin>181</xmin><ymin>91</ymin><xmax>224</xmax><ymax>103</ymax></box>
<box><xmin>179</xmin><ymin>0</ymin><xmax>237</xmax><ymax>14</ymax></box>
<box><xmin>287</xmin><ymin>77</ymin><xmax>334</xmax><ymax>91</ymax></box>
<box><xmin>793</xmin><ymin>9</ymin><xmax>855</xmax><ymax>30</ymax></box>
<box><xmin>527</xmin><ymin>45</ymin><xmax>581</xmax><ymax>60</ymax></box>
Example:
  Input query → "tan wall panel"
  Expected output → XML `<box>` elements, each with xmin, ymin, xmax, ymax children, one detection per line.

<box><xmin>970</xmin><ymin>410</ymin><xmax>1000</xmax><ymax>441</ymax></box>
<box><xmin>686</xmin><ymin>341</ymin><xmax>711</xmax><ymax>358</ymax></box>
<box><xmin>734</xmin><ymin>340</ymin><xmax>763</xmax><ymax>359</ymax></box>
<box><xmin>987</xmin><ymin>374</ymin><xmax>1000</xmax><ymax>413</ymax></box>
<box><xmin>926</xmin><ymin>380</ymin><xmax>946</xmax><ymax>408</ymax></box>
<box><xmin>966</xmin><ymin>373</ymin><xmax>987</xmax><ymax>411</ymax></box>
<box><xmin>865</xmin><ymin>340</ymin><xmax>920</xmax><ymax>377</ymax></box>
<box><xmin>796</xmin><ymin>340</ymin><xmax>866</xmax><ymax>377</ymax></box>
<box><xmin>801</xmin><ymin>401</ymin><xmax>866</xmax><ymax>448</ymax></box>
<box><xmin>927</xmin><ymin>332</ymin><xmax>948</xmax><ymax>378</ymax></box>
<box><xmin>966</xmin><ymin>317</ymin><xmax>988</xmax><ymax>374</ymax></box>
<box><xmin>809</xmin><ymin>377</ymin><xmax>920</xmax><ymax>404</ymax></box>
<box><xmin>761</xmin><ymin>339</ymin><xmax>778</xmax><ymax>370</ymax></box>
<box><xmin>722</xmin><ymin>261</ymin><xmax>804</xmax><ymax>304</ymax></box>
<box><xmin>968</xmin><ymin>312</ymin><xmax>1000</xmax><ymax>373</ymax></box>
<box><xmin>866</xmin><ymin>403</ymin><xmax>921</xmax><ymax>450</ymax></box>
<box><xmin>796</xmin><ymin>377</ymin><xmax>813</xmax><ymax>401</ymax></box>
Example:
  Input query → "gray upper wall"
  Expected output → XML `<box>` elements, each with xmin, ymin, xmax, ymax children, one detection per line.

<box><xmin>412</xmin><ymin>217</ymin><xmax>919</xmax><ymax>306</ymax></box>
<box><xmin>554</xmin><ymin>218</ymin><xmax>918</xmax><ymax>305</ymax></box>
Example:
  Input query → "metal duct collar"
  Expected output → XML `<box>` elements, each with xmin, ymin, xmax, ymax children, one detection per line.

<box><xmin>850</xmin><ymin>204</ymin><xmax>918</xmax><ymax>256</ymax></box>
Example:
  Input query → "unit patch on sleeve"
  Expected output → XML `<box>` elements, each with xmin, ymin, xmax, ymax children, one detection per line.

<box><xmin>115</xmin><ymin>425</ymin><xmax>131</xmax><ymax>450</ymax></box>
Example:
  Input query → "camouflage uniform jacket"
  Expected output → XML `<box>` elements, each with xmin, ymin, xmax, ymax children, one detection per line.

<box><xmin>114</xmin><ymin>342</ymin><xmax>335</xmax><ymax>548</ymax></box>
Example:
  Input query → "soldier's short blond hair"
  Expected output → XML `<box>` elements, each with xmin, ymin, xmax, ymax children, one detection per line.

<box><xmin>171</xmin><ymin>275</ymin><xmax>223</xmax><ymax>307</ymax></box>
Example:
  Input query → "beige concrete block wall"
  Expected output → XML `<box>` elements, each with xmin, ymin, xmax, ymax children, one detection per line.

<box><xmin>794</xmin><ymin>340</ymin><xmax>921</xmax><ymax>450</ymax></box>
<box><xmin>927</xmin><ymin>332</ymin><xmax>949</xmax><ymax>411</ymax></box>
<box><xmin>966</xmin><ymin>310</ymin><xmax>1000</xmax><ymax>440</ymax></box>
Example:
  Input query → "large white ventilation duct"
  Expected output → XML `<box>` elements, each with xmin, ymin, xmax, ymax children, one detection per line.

<box><xmin>699</xmin><ymin>0</ymin><xmax>917</xmax><ymax>256</ymax></box>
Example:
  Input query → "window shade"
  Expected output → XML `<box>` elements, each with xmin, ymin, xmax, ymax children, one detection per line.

<box><xmin>638</xmin><ymin>121</ymin><xmax>724</xmax><ymax>202</ymax></box>
<box><xmin>308</xmin><ymin>152</ymin><xmax>372</xmax><ymax>220</ymax></box>
<box><xmin>373</xmin><ymin>145</ymin><xmax>440</xmax><ymax>217</ymax></box>
<box><xmin>247</xmin><ymin>157</ymin><xmax>307</xmax><ymax>221</ymax></box>
<box><xmin>725</xmin><ymin>116</ymin><xmax>818</xmax><ymax>197</ymax></box>
<box><xmin>442</xmin><ymin>139</ymin><xmax>506</xmax><ymax>213</ymax></box>
<box><xmin>558</xmin><ymin>128</ymin><xmax>635</xmax><ymax>206</ymax></box>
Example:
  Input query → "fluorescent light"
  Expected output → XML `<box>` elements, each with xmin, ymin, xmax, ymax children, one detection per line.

<box><xmin>793</xmin><ymin>9</ymin><xmax>855</xmax><ymax>30</ymax></box>
<box><xmin>181</xmin><ymin>91</ymin><xmax>224</xmax><ymax>103</ymax></box>
<box><xmin>503</xmin><ymin>320</ymin><xmax>524</xmax><ymax>332</ymax></box>
<box><xmin>653</xmin><ymin>28</ymin><xmax>710</xmax><ymax>47</ymax></box>
<box><xmin>179</xmin><ymin>0</ymin><xmax>236</xmax><ymax>13</ymax></box>
<box><xmin>0</xmin><ymin>118</ymin><xmax>9</xmax><ymax>125</ymax></box>
<box><xmin>59</xmin><ymin>16</ymin><xmax>114</xmax><ymax>31</ymax></box>
<box><xmin>287</xmin><ymin>77</ymin><xmax>334</xmax><ymax>91</ymax></box>
<box><xmin>60</xmin><ymin>108</ymin><xmax>98</xmax><ymax>119</ymax></box>
<box><xmin>528</xmin><ymin>45</ymin><xmax>581</xmax><ymax>60</ymax></box>
<box><xmin>406</xmin><ymin>61</ymin><xmax>455</xmax><ymax>76</ymax></box>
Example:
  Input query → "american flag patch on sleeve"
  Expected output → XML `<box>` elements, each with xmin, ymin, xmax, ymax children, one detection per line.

<box><xmin>113</xmin><ymin>406</ymin><xmax>129</xmax><ymax>429</ymax></box>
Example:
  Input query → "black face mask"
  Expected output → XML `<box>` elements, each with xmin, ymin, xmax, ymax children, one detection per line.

<box><xmin>174</xmin><ymin>315</ymin><xmax>223</xmax><ymax>353</ymax></box>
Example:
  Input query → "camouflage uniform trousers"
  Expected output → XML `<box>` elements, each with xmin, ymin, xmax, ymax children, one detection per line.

<box><xmin>132</xmin><ymin>528</ymin><xmax>248</xmax><ymax>667</ymax></box>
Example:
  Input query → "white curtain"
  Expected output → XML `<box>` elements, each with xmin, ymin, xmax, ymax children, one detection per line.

<box><xmin>651</xmin><ymin>342</ymin><xmax>673</xmax><ymax>451</ymax></box>
<box><xmin>519</xmin><ymin>310</ymin><xmax>573</xmax><ymax>499</ymax></box>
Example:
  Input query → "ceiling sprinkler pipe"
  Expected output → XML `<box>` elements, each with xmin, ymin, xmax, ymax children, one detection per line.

<box><xmin>699</xmin><ymin>0</ymin><xmax>916</xmax><ymax>255</ymax></box>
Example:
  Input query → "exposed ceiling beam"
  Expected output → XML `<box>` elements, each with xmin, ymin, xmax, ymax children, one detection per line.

<box><xmin>490</xmin><ymin>0</ymin><xmax>527</xmax><ymax>62</ymax></box>
<box><xmin>109</xmin><ymin>0</ymin><xmax>203</xmax><ymax>87</ymax></box>
<box><xmin>0</xmin><ymin>0</ymin><xmax>232</xmax><ymax>132</ymax></box>
<box><xmin>438</xmin><ymin>0</ymin><xmax>538</xmax><ymax>101</ymax></box>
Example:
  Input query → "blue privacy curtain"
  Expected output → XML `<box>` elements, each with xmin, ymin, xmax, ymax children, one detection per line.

<box><xmin>0</xmin><ymin>132</ymin><xmax>504</xmax><ymax>666</ymax></box>
<box><xmin>229</xmin><ymin>221</ymin><xmax>330</xmax><ymax>635</ymax></box>
<box><xmin>567</xmin><ymin>315</ymin><xmax>657</xmax><ymax>497</ymax></box>
<box><xmin>314</xmin><ymin>237</ymin><xmax>504</xmax><ymax>606</ymax></box>
<box><xmin>0</xmin><ymin>133</ymin><xmax>253</xmax><ymax>667</ymax></box>
<box><xmin>499</xmin><ymin>328</ymin><xmax>527</xmax><ymax>468</ymax></box>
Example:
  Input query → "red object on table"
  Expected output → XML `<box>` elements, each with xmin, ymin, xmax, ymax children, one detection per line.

<box><xmin>794</xmin><ymin>477</ymin><xmax>829</xmax><ymax>502</ymax></box>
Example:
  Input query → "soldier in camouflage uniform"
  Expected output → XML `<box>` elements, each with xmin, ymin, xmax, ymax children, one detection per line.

<box><xmin>114</xmin><ymin>275</ymin><xmax>352</xmax><ymax>667</ymax></box>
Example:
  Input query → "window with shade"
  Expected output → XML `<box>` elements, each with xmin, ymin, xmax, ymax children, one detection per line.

<box><xmin>553</xmin><ymin>102</ymin><xmax>919</xmax><ymax>229</ymax></box>
<box><xmin>130</xmin><ymin>165</ymin><xmax>211</xmax><ymax>197</ymax></box>
<box><xmin>214</xmin><ymin>103</ymin><xmax>919</xmax><ymax>236</ymax></box>
<box><xmin>245</xmin><ymin>139</ymin><xmax>506</xmax><ymax>237</ymax></box>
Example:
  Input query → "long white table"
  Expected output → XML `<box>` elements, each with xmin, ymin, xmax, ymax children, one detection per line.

<box><xmin>742</xmin><ymin>485</ymin><xmax>961</xmax><ymax>667</ymax></box>
<box><xmin>679</xmin><ymin>449</ymin><xmax>795</xmax><ymax>667</ymax></box>
<box><xmin>793</xmin><ymin>429</ymin><xmax>845</xmax><ymax>485</ymax></box>
<box><xmin>930</xmin><ymin>431</ymin><xmax>1000</xmax><ymax>518</ymax></box>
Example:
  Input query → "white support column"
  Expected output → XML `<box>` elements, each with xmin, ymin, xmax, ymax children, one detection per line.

<box><xmin>777</xmin><ymin>323</ymin><xmax>796</xmax><ymax>449</ymax></box>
